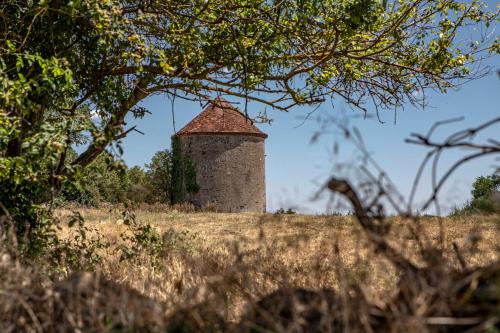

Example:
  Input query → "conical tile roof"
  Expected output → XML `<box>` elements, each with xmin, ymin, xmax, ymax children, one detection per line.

<box><xmin>176</xmin><ymin>98</ymin><xmax>268</xmax><ymax>138</ymax></box>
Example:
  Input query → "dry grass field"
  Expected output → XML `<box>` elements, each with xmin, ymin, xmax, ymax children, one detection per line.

<box><xmin>54</xmin><ymin>208</ymin><xmax>500</xmax><ymax>322</ymax></box>
<box><xmin>1</xmin><ymin>206</ymin><xmax>499</xmax><ymax>332</ymax></box>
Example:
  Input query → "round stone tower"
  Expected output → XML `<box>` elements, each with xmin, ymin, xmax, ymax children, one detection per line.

<box><xmin>175</xmin><ymin>98</ymin><xmax>267</xmax><ymax>212</ymax></box>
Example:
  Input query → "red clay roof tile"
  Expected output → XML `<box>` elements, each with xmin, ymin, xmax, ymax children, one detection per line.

<box><xmin>176</xmin><ymin>98</ymin><xmax>268</xmax><ymax>138</ymax></box>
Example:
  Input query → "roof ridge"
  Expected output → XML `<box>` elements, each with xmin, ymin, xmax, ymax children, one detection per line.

<box><xmin>176</xmin><ymin>98</ymin><xmax>267</xmax><ymax>138</ymax></box>
<box><xmin>213</xmin><ymin>98</ymin><xmax>254</xmax><ymax>124</ymax></box>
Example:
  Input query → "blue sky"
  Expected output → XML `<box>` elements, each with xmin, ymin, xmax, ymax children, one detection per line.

<box><xmin>120</xmin><ymin>15</ymin><xmax>499</xmax><ymax>214</ymax></box>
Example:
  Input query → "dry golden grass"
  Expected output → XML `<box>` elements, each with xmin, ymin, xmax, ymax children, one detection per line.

<box><xmin>54</xmin><ymin>208</ymin><xmax>500</xmax><ymax>323</ymax></box>
<box><xmin>1</xmin><ymin>207</ymin><xmax>498</xmax><ymax>332</ymax></box>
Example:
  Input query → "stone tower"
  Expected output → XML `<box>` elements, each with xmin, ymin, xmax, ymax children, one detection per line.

<box><xmin>175</xmin><ymin>98</ymin><xmax>267</xmax><ymax>212</ymax></box>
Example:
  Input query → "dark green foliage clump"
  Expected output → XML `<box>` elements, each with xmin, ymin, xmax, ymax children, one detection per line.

<box><xmin>171</xmin><ymin>135</ymin><xmax>199</xmax><ymax>204</ymax></box>
<box><xmin>451</xmin><ymin>174</ymin><xmax>500</xmax><ymax>215</ymax></box>
<box><xmin>61</xmin><ymin>151</ymin><xmax>129</xmax><ymax>206</ymax></box>
<box><xmin>471</xmin><ymin>174</ymin><xmax>500</xmax><ymax>202</ymax></box>
<box><xmin>145</xmin><ymin>150</ymin><xmax>174</xmax><ymax>203</ymax></box>
<box><xmin>126</xmin><ymin>166</ymin><xmax>153</xmax><ymax>203</ymax></box>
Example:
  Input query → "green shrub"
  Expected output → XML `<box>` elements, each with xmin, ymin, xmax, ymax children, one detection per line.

<box><xmin>118</xmin><ymin>210</ymin><xmax>164</xmax><ymax>266</ymax></box>
<box><xmin>51</xmin><ymin>212</ymin><xmax>110</xmax><ymax>271</ymax></box>
<box><xmin>451</xmin><ymin>174</ymin><xmax>500</xmax><ymax>216</ymax></box>
<box><xmin>471</xmin><ymin>174</ymin><xmax>500</xmax><ymax>201</ymax></box>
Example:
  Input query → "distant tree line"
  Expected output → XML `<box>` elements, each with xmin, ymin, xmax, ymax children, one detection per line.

<box><xmin>60</xmin><ymin>149</ymin><xmax>176</xmax><ymax>206</ymax></box>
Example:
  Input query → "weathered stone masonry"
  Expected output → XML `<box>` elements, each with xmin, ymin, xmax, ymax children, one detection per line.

<box><xmin>179</xmin><ymin>134</ymin><xmax>266</xmax><ymax>212</ymax></box>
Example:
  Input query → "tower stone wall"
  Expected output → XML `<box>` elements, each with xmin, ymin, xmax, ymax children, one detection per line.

<box><xmin>179</xmin><ymin>134</ymin><xmax>266</xmax><ymax>212</ymax></box>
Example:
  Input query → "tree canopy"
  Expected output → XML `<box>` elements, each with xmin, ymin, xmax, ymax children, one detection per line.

<box><xmin>471</xmin><ymin>174</ymin><xmax>500</xmax><ymax>201</ymax></box>
<box><xmin>2</xmin><ymin>0</ymin><xmax>498</xmax><ymax>173</ymax></box>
